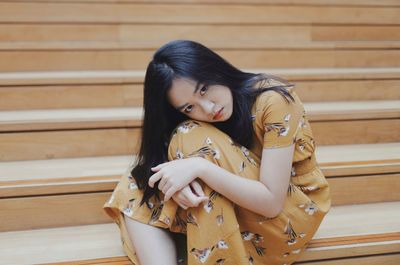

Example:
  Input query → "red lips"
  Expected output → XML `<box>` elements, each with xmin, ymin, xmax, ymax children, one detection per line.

<box><xmin>213</xmin><ymin>107</ymin><xmax>224</xmax><ymax>120</ymax></box>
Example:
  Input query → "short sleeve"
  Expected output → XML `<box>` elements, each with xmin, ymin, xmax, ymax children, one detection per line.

<box><xmin>260</xmin><ymin>91</ymin><xmax>302</xmax><ymax>149</ymax></box>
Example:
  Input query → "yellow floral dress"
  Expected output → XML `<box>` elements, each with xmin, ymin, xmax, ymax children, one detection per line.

<box><xmin>103</xmin><ymin>80</ymin><xmax>331</xmax><ymax>265</ymax></box>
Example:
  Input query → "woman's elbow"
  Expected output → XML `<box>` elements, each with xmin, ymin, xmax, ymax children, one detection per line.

<box><xmin>263</xmin><ymin>201</ymin><xmax>284</xmax><ymax>219</ymax></box>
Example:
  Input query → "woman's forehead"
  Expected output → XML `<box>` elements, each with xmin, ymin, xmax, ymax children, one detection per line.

<box><xmin>172</xmin><ymin>77</ymin><xmax>197</xmax><ymax>88</ymax></box>
<box><xmin>168</xmin><ymin>78</ymin><xmax>198</xmax><ymax>106</ymax></box>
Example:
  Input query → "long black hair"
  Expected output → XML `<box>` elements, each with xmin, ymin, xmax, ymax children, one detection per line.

<box><xmin>131</xmin><ymin>40</ymin><xmax>295</xmax><ymax>205</ymax></box>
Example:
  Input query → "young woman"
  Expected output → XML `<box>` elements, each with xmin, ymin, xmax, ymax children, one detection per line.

<box><xmin>103</xmin><ymin>40</ymin><xmax>331</xmax><ymax>265</ymax></box>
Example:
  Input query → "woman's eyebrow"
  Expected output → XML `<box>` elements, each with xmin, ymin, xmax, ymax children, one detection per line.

<box><xmin>176</xmin><ymin>81</ymin><xmax>202</xmax><ymax>111</ymax></box>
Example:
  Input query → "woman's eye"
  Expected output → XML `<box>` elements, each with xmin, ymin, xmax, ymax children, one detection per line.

<box><xmin>200</xmin><ymin>85</ymin><xmax>208</xmax><ymax>95</ymax></box>
<box><xmin>184</xmin><ymin>105</ymin><xmax>193</xmax><ymax>113</ymax></box>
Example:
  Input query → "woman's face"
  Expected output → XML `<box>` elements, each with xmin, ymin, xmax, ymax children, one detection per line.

<box><xmin>167</xmin><ymin>77</ymin><xmax>233</xmax><ymax>122</ymax></box>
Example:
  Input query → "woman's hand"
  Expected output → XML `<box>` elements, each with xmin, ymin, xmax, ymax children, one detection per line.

<box><xmin>148</xmin><ymin>157</ymin><xmax>206</xmax><ymax>201</ymax></box>
<box><xmin>172</xmin><ymin>180</ymin><xmax>208</xmax><ymax>210</ymax></box>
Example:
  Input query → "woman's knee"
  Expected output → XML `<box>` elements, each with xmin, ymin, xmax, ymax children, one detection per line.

<box><xmin>167</xmin><ymin>120</ymin><xmax>233</xmax><ymax>161</ymax></box>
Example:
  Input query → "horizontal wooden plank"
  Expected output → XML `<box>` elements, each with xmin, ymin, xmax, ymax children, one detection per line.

<box><xmin>47</xmin><ymin>256</ymin><xmax>132</xmax><ymax>265</ymax></box>
<box><xmin>1</xmin><ymin>68</ymin><xmax>399</xmax><ymax>86</ymax></box>
<box><xmin>1</xmin><ymin>49</ymin><xmax>400</xmax><ymax>71</ymax></box>
<box><xmin>1</xmin><ymin>25</ymin><xmax>399</xmax><ymax>44</ymax></box>
<box><xmin>1</xmin><ymin>101</ymin><xmax>398</xmax><ymax>131</ymax></box>
<box><xmin>305</xmin><ymin>101</ymin><xmax>400</xmax><ymax>121</ymax></box>
<box><xmin>3</xmin><ymin>40</ymin><xmax>400</xmax><ymax>50</ymax></box>
<box><xmin>2</xmin><ymin>169</ymin><xmax>399</xmax><ymax>206</ymax></box>
<box><xmin>0</xmin><ymin>128</ymin><xmax>139</xmax><ymax>161</ymax></box>
<box><xmin>327</xmin><ymin>173</ymin><xmax>400</xmax><ymax>205</ymax></box>
<box><xmin>1</xmin><ymin>143</ymin><xmax>398</xmax><ymax>196</ymax></box>
<box><xmin>299</xmin><ymin>252</ymin><xmax>400</xmax><ymax>264</ymax></box>
<box><xmin>0</xmin><ymin>202</ymin><xmax>399</xmax><ymax>263</ymax></box>
<box><xmin>7</xmin><ymin>0</ymin><xmax>400</xmax><ymax>7</ymax></box>
<box><xmin>0</xmin><ymin>123</ymin><xmax>398</xmax><ymax>160</ymax></box>
<box><xmin>0</xmin><ymin>84</ymin><xmax>142</xmax><ymax>110</ymax></box>
<box><xmin>38</xmin><ymin>252</ymin><xmax>400</xmax><ymax>265</ymax></box>
<box><xmin>1</xmin><ymin>3</ymin><xmax>399</xmax><ymax>25</ymax></box>
<box><xmin>0</xmin><ymin>70</ymin><xmax>145</xmax><ymax>86</ymax></box>
<box><xmin>0</xmin><ymin>192</ymin><xmax>112</xmax><ymax>232</ymax></box>
<box><xmin>0</xmin><ymin>105</ymin><xmax>398</xmax><ymax>160</ymax></box>
<box><xmin>312</xmin><ymin>119</ymin><xmax>400</xmax><ymax>145</ymax></box>
<box><xmin>312</xmin><ymin>25</ymin><xmax>400</xmax><ymax>41</ymax></box>
<box><xmin>294</xmin><ymin>79</ymin><xmax>400</xmax><ymax>102</ymax></box>
<box><xmin>1</xmin><ymin>79</ymin><xmax>399</xmax><ymax>111</ymax></box>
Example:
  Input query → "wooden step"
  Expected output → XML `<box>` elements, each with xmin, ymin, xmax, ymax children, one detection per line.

<box><xmin>1</xmin><ymin>2</ymin><xmax>399</xmax><ymax>25</ymax></box>
<box><xmin>1</xmin><ymin>102</ymin><xmax>398</xmax><ymax>131</ymax></box>
<box><xmin>0</xmin><ymin>101</ymin><xmax>398</xmax><ymax>161</ymax></box>
<box><xmin>3</xmin><ymin>40</ymin><xmax>400</xmax><ymax>50</ymax></box>
<box><xmin>1</xmin><ymin>69</ymin><xmax>399</xmax><ymax>110</ymax></box>
<box><xmin>2</xmin><ymin>79</ymin><xmax>400</xmax><ymax>110</ymax></box>
<box><xmin>2</xmin><ymin>68</ymin><xmax>400</xmax><ymax>86</ymax></box>
<box><xmin>8</xmin><ymin>0</ymin><xmax>400</xmax><ymax>7</ymax></box>
<box><xmin>1</xmin><ymin>143</ymin><xmax>399</xmax><ymax>231</ymax></box>
<box><xmin>1</xmin><ymin>24</ymin><xmax>400</xmax><ymax>45</ymax></box>
<box><xmin>0</xmin><ymin>78</ymin><xmax>400</xmax><ymax>111</ymax></box>
<box><xmin>42</xmin><ymin>253</ymin><xmax>400</xmax><ymax>265</ymax></box>
<box><xmin>0</xmin><ymin>201</ymin><xmax>399</xmax><ymax>264</ymax></box>
<box><xmin>2</xmin><ymin>49</ymin><xmax>400</xmax><ymax>72</ymax></box>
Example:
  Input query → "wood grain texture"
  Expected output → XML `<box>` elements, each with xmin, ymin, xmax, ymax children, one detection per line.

<box><xmin>1</xmin><ymin>3</ymin><xmax>399</xmax><ymax>24</ymax></box>
<box><xmin>0</xmin><ymin>128</ymin><xmax>140</xmax><ymax>161</ymax></box>
<box><xmin>0</xmin><ymin>202</ymin><xmax>399</xmax><ymax>263</ymax></box>
<box><xmin>2</xmin><ymin>79</ymin><xmax>399</xmax><ymax>111</ymax></box>
<box><xmin>1</xmin><ymin>143</ymin><xmax>398</xmax><ymax>196</ymax></box>
<box><xmin>1</xmin><ymin>68</ymin><xmax>399</xmax><ymax>86</ymax></box>
<box><xmin>1</xmin><ymin>49</ymin><xmax>400</xmax><ymax>71</ymax></box>
<box><xmin>0</xmin><ymin>192</ymin><xmax>112</xmax><ymax>232</ymax></box>
<box><xmin>1</xmin><ymin>25</ymin><xmax>399</xmax><ymax>44</ymax></box>
<box><xmin>7</xmin><ymin>0</ymin><xmax>400</xmax><ymax>6</ymax></box>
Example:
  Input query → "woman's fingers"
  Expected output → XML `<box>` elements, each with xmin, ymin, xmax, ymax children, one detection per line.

<box><xmin>178</xmin><ymin>202</ymin><xmax>188</xmax><ymax>210</ymax></box>
<box><xmin>158</xmin><ymin>173</ymin><xmax>168</xmax><ymax>191</ymax></box>
<box><xmin>172</xmin><ymin>187</ymin><xmax>190</xmax><ymax>209</ymax></box>
<box><xmin>190</xmin><ymin>180</ymin><xmax>205</xmax><ymax>196</ymax></box>
<box><xmin>164</xmin><ymin>185</ymin><xmax>181</xmax><ymax>202</ymax></box>
<box><xmin>148</xmin><ymin>171</ymin><xmax>162</xmax><ymax>188</ymax></box>
<box><xmin>182</xmin><ymin>186</ymin><xmax>208</xmax><ymax>207</ymax></box>
<box><xmin>150</xmin><ymin>161</ymin><xmax>169</xmax><ymax>171</ymax></box>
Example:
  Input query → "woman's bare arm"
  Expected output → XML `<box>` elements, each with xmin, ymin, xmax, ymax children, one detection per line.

<box><xmin>196</xmin><ymin>144</ymin><xmax>295</xmax><ymax>218</ymax></box>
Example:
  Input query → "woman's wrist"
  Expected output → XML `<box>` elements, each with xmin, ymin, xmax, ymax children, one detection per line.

<box><xmin>192</xmin><ymin>156</ymin><xmax>211</xmax><ymax>180</ymax></box>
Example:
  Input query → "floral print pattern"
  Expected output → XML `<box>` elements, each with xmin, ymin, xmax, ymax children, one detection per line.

<box><xmin>103</xmin><ymin>83</ymin><xmax>331</xmax><ymax>265</ymax></box>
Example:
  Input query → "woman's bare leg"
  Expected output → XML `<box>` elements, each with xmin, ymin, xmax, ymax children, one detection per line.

<box><xmin>124</xmin><ymin>213</ymin><xmax>178</xmax><ymax>265</ymax></box>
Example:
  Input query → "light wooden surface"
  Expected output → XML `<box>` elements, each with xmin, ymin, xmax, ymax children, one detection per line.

<box><xmin>7</xmin><ymin>0</ymin><xmax>400</xmax><ymax>6</ymax></box>
<box><xmin>3</xmin><ymin>40</ymin><xmax>400</xmax><ymax>50</ymax></box>
<box><xmin>0</xmin><ymin>143</ymin><xmax>399</xmax><ymax>230</ymax></box>
<box><xmin>0</xmin><ymin>192</ymin><xmax>113</xmax><ymax>232</ymax></box>
<box><xmin>1</xmin><ymin>24</ymin><xmax>399</xmax><ymax>44</ymax></box>
<box><xmin>0</xmin><ymin>128</ymin><xmax>139</xmax><ymax>161</ymax></box>
<box><xmin>0</xmin><ymin>171</ymin><xmax>398</xmax><ymax>232</ymax></box>
<box><xmin>0</xmin><ymin>124</ymin><xmax>397</xmax><ymax>160</ymax></box>
<box><xmin>1</xmin><ymin>142</ymin><xmax>398</xmax><ymax>181</ymax></box>
<box><xmin>0</xmin><ymin>101</ymin><xmax>398</xmax><ymax>160</ymax></box>
<box><xmin>1</xmin><ymin>3</ymin><xmax>399</xmax><ymax>24</ymax></box>
<box><xmin>0</xmin><ymin>201</ymin><xmax>399</xmax><ymax>265</ymax></box>
<box><xmin>298</xmin><ymin>253</ymin><xmax>400</xmax><ymax>265</ymax></box>
<box><xmin>1</xmin><ymin>101</ymin><xmax>399</xmax><ymax>129</ymax></box>
<box><xmin>0</xmin><ymin>79</ymin><xmax>399</xmax><ymax>111</ymax></box>
<box><xmin>1</xmin><ymin>68</ymin><xmax>399</xmax><ymax>86</ymax></box>
<box><xmin>2</xmin><ymin>49</ymin><xmax>400</xmax><ymax>71</ymax></box>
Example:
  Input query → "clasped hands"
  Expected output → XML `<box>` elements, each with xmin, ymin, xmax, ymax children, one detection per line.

<box><xmin>148</xmin><ymin>156</ymin><xmax>209</xmax><ymax>210</ymax></box>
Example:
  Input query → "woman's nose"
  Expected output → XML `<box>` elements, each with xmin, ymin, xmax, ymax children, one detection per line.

<box><xmin>199</xmin><ymin>100</ymin><xmax>215</xmax><ymax>115</ymax></box>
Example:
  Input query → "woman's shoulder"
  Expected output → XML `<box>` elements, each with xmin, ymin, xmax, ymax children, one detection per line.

<box><xmin>254</xmin><ymin>85</ymin><xmax>300</xmax><ymax>111</ymax></box>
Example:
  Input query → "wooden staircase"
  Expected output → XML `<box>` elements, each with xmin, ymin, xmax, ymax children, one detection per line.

<box><xmin>0</xmin><ymin>0</ymin><xmax>399</xmax><ymax>264</ymax></box>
